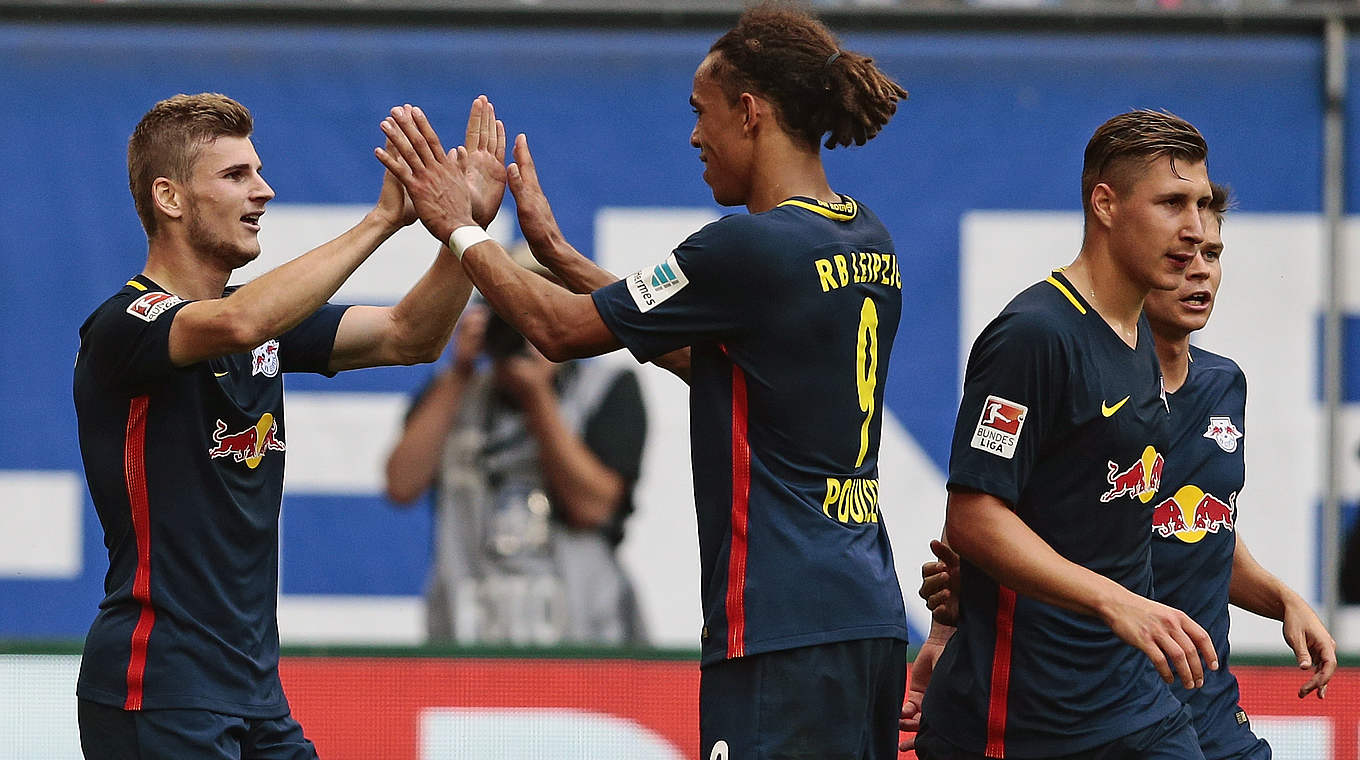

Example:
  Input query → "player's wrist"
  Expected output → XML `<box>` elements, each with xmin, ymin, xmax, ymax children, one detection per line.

<box><xmin>448</xmin><ymin>225</ymin><xmax>492</xmax><ymax>260</ymax></box>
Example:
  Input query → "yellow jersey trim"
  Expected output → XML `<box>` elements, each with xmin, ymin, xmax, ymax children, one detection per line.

<box><xmin>126</xmin><ymin>279</ymin><xmax>147</xmax><ymax>291</ymax></box>
<box><xmin>777</xmin><ymin>197</ymin><xmax>858</xmax><ymax>221</ymax></box>
<box><xmin>1045</xmin><ymin>276</ymin><xmax>1086</xmax><ymax>315</ymax></box>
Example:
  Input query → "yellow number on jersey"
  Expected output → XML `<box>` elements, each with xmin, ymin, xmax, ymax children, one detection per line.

<box><xmin>855</xmin><ymin>297</ymin><xmax>879</xmax><ymax>467</ymax></box>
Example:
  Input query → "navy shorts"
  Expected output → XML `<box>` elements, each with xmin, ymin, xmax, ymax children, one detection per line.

<box><xmin>915</xmin><ymin>703</ymin><xmax>1203</xmax><ymax>760</ymax></box>
<box><xmin>78</xmin><ymin>698</ymin><xmax>318</xmax><ymax>760</ymax></box>
<box><xmin>699</xmin><ymin>637</ymin><xmax>907</xmax><ymax>760</ymax></box>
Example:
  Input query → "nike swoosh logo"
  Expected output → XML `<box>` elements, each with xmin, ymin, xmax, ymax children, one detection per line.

<box><xmin>214</xmin><ymin>371</ymin><xmax>229</xmax><ymax>378</ymax></box>
<box><xmin>1102</xmin><ymin>396</ymin><xmax>1130</xmax><ymax>417</ymax></box>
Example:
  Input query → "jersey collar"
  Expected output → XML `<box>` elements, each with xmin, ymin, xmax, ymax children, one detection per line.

<box><xmin>776</xmin><ymin>195</ymin><xmax>858</xmax><ymax>222</ymax></box>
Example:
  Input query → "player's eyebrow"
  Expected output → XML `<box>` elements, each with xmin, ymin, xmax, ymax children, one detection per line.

<box><xmin>218</xmin><ymin>162</ymin><xmax>257</xmax><ymax>176</ymax></box>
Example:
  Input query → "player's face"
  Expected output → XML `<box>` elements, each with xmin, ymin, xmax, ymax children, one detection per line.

<box><xmin>1145</xmin><ymin>210</ymin><xmax>1222</xmax><ymax>338</ymax></box>
<box><xmin>181</xmin><ymin>136</ymin><xmax>275</xmax><ymax>269</ymax></box>
<box><xmin>1105</xmin><ymin>157</ymin><xmax>1211</xmax><ymax>292</ymax></box>
<box><xmin>689</xmin><ymin>53</ymin><xmax>754</xmax><ymax>207</ymax></box>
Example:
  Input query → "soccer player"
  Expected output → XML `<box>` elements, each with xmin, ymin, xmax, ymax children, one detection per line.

<box><xmin>73</xmin><ymin>93</ymin><xmax>502</xmax><ymax>759</ymax></box>
<box><xmin>375</xmin><ymin>5</ymin><xmax>912</xmax><ymax>756</ymax></box>
<box><xmin>1143</xmin><ymin>181</ymin><xmax>1335</xmax><ymax>758</ymax></box>
<box><xmin>910</xmin><ymin>110</ymin><xmax>1219</xmax><ymax>760</ymax></box>
<box><xmin>901</xmin><ymin>183</ymin><xmax>1339</xmax><ymax>759</ymax></box>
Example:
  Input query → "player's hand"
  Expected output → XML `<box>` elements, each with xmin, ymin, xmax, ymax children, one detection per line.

<box><xmin>1281</xmin><ymin>595</ymin><xmax>1337</xmax><ymax>699</ymax></box>
<box><xmin>463</xmin><ymin>96</ymin><xmax>507</xmax><ymax>230</ymax></box>
<box><xmin>451</xmin><ymin>306</ymin><xmax>488</xmax><ymax>377</ymax></box>
<box><xmin>375</xmin><ymin>105</ymin><xmax>474</xmax><ymax>242</ymax></box>
<box><xmin>899</xmin><ymin>625</ymin><xmax>953</xmax><ymax>751</ymax></box>
<box><xmin>374</xmin><ymin>139</ymin><xmax>418</xmax><ymax>231</ymax></box>
<box><xmin>920</xmin><ymin>539</ymin><xmax>960</xmax><ymax>626</ymax></box>
<box><xmin>508</xmin><ymin>133</ymin><xmax>568</xmax><ymax>267</ymax></box>
<box><xmin>1104</xmin><ymin>592</ymin><xmax>1217</xmax><ymax>689</ymax></box>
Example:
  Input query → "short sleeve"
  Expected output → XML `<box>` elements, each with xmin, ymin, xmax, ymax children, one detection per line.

<box><xmin>591</xmin><ymin>216</ymin><xmax>756</xmax><ymax>363</ymax></box>
<box><xmin>947</xmin><ymin>312</ymin><xmax>1067</xmax><ymax>506</ymax></box>
<box><xmin>279</xmin><ymin>304</ymin><xmax>350</xmax><ymax>375</ymax></box>
<box><xmin>79</xmin><ymin>290</ymin><xmax>192</xmax><ymax>394</ymax></box>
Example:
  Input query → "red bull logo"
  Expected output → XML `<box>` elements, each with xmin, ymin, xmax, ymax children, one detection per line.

<box><xmin>1151</xmin><ymin>485</ymin><xmax>1236</xmax><ymax>543</ymax></box>
<box><xmin>207</xmin><ymin>413</ymin><xmax>285</xmax><ymax>470</ymax></box>
<box><xmin>1099</xmin><ymin>445</ymin><xmax>1164</xmax><ymax>504</ymax></box>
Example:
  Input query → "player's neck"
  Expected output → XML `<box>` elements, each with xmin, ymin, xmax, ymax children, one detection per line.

<box><xmin>144</xmin><ymin>236</ymin><xmax>233</xmax><ymax>301</ymax></box>
<box><xmin>1064</xmin><ymin>249</ymin><xmax>1147</xmax><ymax>349</ymax></box>
<box><xmin>1153</xmin><ymin>328</ymin><xmax>1192</xmax><ymax>392</ymax></box>
<box><xmin>745</xmin><ymin>140</ymin><xmax>836</xmax><ymax>214</ymax></box>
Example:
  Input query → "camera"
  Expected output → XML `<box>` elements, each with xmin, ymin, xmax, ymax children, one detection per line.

<box><xmin>483</xmin><ymin>310</ymin><xmax>528</xmax><ymax>358</ymax></box>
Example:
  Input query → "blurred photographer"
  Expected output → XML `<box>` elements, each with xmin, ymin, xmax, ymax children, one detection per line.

<box><xmin>385</xmin><ymin>245</ymin><xmax>648</xmax><ymax>645</ymax></box>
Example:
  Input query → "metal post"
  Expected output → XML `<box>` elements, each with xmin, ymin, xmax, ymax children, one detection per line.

<box><xmin>1321</xmin><ymin>14</ymin><xmax>1346</xmax><ymax>634</ymax></box>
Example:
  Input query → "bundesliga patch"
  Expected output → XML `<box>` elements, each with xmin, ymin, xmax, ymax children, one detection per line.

<box><xmin>251</xmin><ymin>339</ymin><xmax>280</xmax><ymax>377</ymax></box>
<box><xmin>626</xmin><ymin>253</ymin><xmax>689</xmax><ymax>313</ymax></box>
<box><xmin>125</xmin><ymin>291</ymin><xmax>183</xmax><ymax>322</ymax></box>
<box><xmin>971</xmin><ymin>395</ymin><xmax>1027</xmax><ymax>459</ymax></box>
<box><xmin>1203</xmin><ymin>415</ymin><xmax>1243</xmax><ymax>453</ymax></box>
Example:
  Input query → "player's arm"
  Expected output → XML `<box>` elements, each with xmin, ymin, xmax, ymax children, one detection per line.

<box><xmin>1229</xmin><ymin>532</ymin><xmax>1337</xmax><ymax>698</ymax></box>
<box><xmin>384</xmin><ymin>308</ymin><xmax>488</xmax><ymax>505</ymax></box>
<box><xmin>330</xmin><ymin>98</ymin><xmax>509</xmax><ymax>372</ymax></box>
<box><xmin>376</xmin><ymin>104</ymin><xmax>620</xmax><ymax>361</ymax></box>
<box><xmin>901</xmin><ymin>535</ymin><xmax>958</xmax><ymax>750</ymax></box>
<box><xmin>946</xmin><ymin>487</ymin><xmax>1218</xmax><ymax>689</ymax></box>
<box><xmin>507</xmin><ymin>132</ymin><xmax>691</xmax><ymax>382</ymax></box>
<box><xmin>167</xmin><ymin>173</ymin><xmax>411</xmax><ymax>367</ymax></box>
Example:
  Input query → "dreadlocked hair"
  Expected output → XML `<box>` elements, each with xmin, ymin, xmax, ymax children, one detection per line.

<box><xmin>708</xmin><ymin>1</ymin><xmax>907</xmax><ymax>150</ymax></box>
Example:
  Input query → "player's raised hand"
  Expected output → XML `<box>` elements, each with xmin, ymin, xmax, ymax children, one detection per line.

<box><xmin>374</xmin><ymin>138</ymin><xmax>418</xmax><ymax>231</ymax></box>
<box><xmin>1281</xmin><ymin>596</ymin><xmax>1337</xmax><ymax>699</ymax></box>
<box><xmin>508</xmin><ymin>133</ymin><xmax>567</xmax><ymax>264</ymax></box>
<box><xmin>920</xmin><ymin>539</ymin><xmax>960</xmax><ymax>626</ymax></box>
<box><xmin>375</xmin><ymin>105</ymin><xmax>473</xmax><ymax>243</ymax></box>
<box><xmin>1104</xmin><ymin>592</ymin><xmax>1217</xmax><ymax>689</ymax></box>
<box><xmin>463</xmin><ymin>96</ymin><xmax>507</xmax><ymax>230</ymax></box>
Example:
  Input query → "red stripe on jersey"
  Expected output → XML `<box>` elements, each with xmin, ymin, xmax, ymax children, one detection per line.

<box><xmin>725</xmin><ymin>361</ymin><xmax>751</xmax><ymax>659</ymax></box>
<box><xmin>123</xmin><ymin>395</ymin><xmax>155</xmax><ymax>711</ymax></box>
<box><xmin>985</xmin><ymin>586</ymin><xmax>1018</xmax><ymax>758</ymax></box>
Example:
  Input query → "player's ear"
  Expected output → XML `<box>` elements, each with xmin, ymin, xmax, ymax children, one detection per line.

<box><xmin>151</xmin><ymin>177</ymin><xmax>186</xmax><ymax>221</ymax></box>
<box><xmin>739</xmin><ymin>92</ymin><xmax>761</xmax><ymax>134</ymax></box>
<box><xmin>1090</xmin><ymin>183</ymin><xmax>1116</xmax><ymax>229</ymax></box>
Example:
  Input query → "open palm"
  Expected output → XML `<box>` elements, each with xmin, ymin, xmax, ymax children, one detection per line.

<box><xmin>463</xmin><ymin>95</ymin><xmax>507</xmax><ymax>229</ymax></box>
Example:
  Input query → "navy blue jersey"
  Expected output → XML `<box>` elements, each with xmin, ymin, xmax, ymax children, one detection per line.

<box><xmin>591</xmin><ymin>196</ymin><xmax>909</xmax><ymax>666</ymax></box>
<box><xmin>74</xmin><ymin>275</ymin><xmax>347</xmax><ymax>717</ymax></box>
<box><xmin>923</xmin><ymin>272</ymin><xmax>1181</xmax><ymax>758</ymax></box>
<box><xmin>1152</xmin><ymin>346</ymin><xmax>1260</xmax><ymax>760</ymax></box>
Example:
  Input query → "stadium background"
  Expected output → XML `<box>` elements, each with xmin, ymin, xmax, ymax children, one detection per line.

<box><xmin>5</xmin><ymin>2</ymin><xmax>1360</xmax><ymax>757</ymax></box>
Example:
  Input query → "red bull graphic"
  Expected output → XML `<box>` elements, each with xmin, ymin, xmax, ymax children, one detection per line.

<box><xmin>1151</xmin><ymin>485</ymin><xmax>1236</xmax><ymax>543</ymax></box>
<box><xmin>1099</xmin><ymin>445</ymin><xmax>1164</xmax><ymax>503</ymax></box>
<box><xmin>251</xmin><ymin>339</ymin><xmax>280</xmax><ymax>377</ymax></box>
<box><xmin>207</xmin><ymin>412</ymin><xmax>286</xmax><ymax>470</ymax></box>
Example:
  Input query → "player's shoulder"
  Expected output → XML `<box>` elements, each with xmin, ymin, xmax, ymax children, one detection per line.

<box><xmin>988</xmin><ymin>276</ymin><xmax>1086</xmax><ymax>342</ymax></box>
<box><xmin>1187</xmin><ymin>345</ymin><xmax>1247</xmax><ymax>389</ymax></box>
<box><xmin>79</xmin><ymin>276</ymin><xmax>184</xmax><ymax>338</ymax></box>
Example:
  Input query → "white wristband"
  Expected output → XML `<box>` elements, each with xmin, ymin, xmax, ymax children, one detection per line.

<box><xmin>448</xmin><ymin>225</ymin><xmax>492</xmax><ymax>259</ymax></box>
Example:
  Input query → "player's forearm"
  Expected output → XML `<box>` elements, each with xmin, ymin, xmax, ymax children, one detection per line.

<box><xmin>1229</xmin><ymin>534</ymin><xmax>1293</xmax><ymax>621</ymax></box>
<box><xmin>516</xmin><ymin>387</ymin><xmax>625</xmax><ymax>529</ymax></box>
<box><xmin>384</xmin><ymin>368</ymin><xmax>470</xmax><ymax>504</ymax></box>
<box><xmin>528</xmin><ymin>235</ymin><xmax>616</xmax><ymax>295</ymax></box>
<box><xmin>945</xmin><ymin>490</ymin><xmax>1129</xmax><ymax>621</ymax></box>
<box><xmin>172</xmin><ymin>212</ymin><xmax>400</xmax><ymax>364</ymax></box>
<box><xmin>461</xmin><ymin>240</ymin><xmax>618</xmax><ymax>361</ymax></box>
<box><xmin>381</xmin><ymin>246</ymin><xmax>474</xmax><ymax>365</ymax></box>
